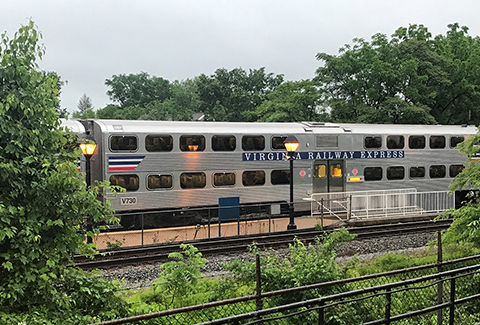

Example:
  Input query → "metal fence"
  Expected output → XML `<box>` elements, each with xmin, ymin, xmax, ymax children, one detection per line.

<box><xmin>96</xmin><ymin>202</ymin><xmax>295</xmax><ymax>249</ymax></box>
<box><xmin>309</xmin><ymin>189</ymin><xmax>454</xmax><ymax>222</ymax></box>
<box><xmin>90</xmin><ymin>254</ymin><xmax>480</xmax><ymax>325</ymax></box>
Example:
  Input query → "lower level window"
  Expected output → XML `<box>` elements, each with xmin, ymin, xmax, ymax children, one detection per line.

<box><xmin>242</xmin><ymin>170</ymin><xmax>266</xmax><ymax>186</ymax></box>
<box><xmin>147</xmin><ymin>174</ymin><xmax>173</xmax><ymax>189</ymax></box>
<box><xmin>271</xmin><ymin>170</ymin><xmax>290</xmax><ymax>185</ymax></box>
<box><xmin>110</xmin><ymin>175</ymin><xmax>139</xmax><ymax>191</ymax></box>
<box><xmin>410</xmin><ymin>166</ymin><xmax>425</xmax><ymax>178</ymax></box>
<box><xmin>364</xmin><ymin>167</ymin><xmax>382</xmax><ymax>181</ymax></box>
<box><xmin>214</xmin><ymin>172</ymin><xmax>236</xmax><ymax>187</ymax></box>
<box><xmin>430</xmin><ymin>165</ymin><xmax>446</xmax><ymax>178</ymax></box>
<box><xmin>387</xmin><ymin>166</ymin><xmax>404</xmax><ymax>180</ymax></box>
<box><xmin>449</xmin><ymin>165</ymin><xmax>464</xmax><ymax>178</ymax></box>
<box><xmin>180</xmin><ymin>172</ymin><xmax>206</xmax><ymax>189</ymax></box>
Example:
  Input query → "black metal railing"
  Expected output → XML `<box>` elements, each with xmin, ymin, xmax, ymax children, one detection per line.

<box><xmin>89</xmin><ymin>254</ymin><xmax>480</xmax><ymax>325</ymax></box>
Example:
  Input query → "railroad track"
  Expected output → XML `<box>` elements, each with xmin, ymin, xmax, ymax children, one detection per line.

<box><xmin>74</xmin><ymin>219</ymin><xmax>452</xmax><ymax>270</ymax></box>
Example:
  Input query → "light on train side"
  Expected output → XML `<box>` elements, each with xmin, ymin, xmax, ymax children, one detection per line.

<box><xmin>347</xmin><ymin>176</ymin><xmax>364</xmax><ymax>182</ymax></box>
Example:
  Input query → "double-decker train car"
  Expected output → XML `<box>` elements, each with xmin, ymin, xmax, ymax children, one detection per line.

<box><xmin>62</xmin><ymin>119</ymin><xmax>478</xmax><ymax>229</ymax></box>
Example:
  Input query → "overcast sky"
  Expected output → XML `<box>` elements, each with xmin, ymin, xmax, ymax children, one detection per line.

<box><xmin>2</xmin><ymin>0</ymin><xmax>480</xmax><ymax>113</ymax></box>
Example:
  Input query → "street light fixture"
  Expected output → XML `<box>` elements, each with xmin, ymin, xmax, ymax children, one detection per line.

<box><xmin>284</xmin><ymin>135</ymin><xmax>300</xmax><ymax>230</ymax></box>
<box><xmin>79</xmin><ymin>140</ymin><xmax>97</xmax><ymax>243</ymax></box>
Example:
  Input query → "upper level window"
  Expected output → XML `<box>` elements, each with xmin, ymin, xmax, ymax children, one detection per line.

<box><xmin>110</xmin><ymin>174</ymin><xmax>139</xmax><ymax>191</ymax></box>
<box><xmin>430</xmin><ymin>165</ymin><xmax>446</xmax><ymax>178</ymax></box>
<box><xmin>387</xmin><ymin>166</ymin><xmax>405</xmax><ymax>180</ymax></box>
<box><xmin>409</xmin><ymin>135</ymin><xmax>426</xmax><ymax>149</ymax></box>
<box><xmin>450</xmin><ymin>136</ymin><xmax>464</xmax><ymax>148</ymax></box>
<box><xmin>110</xmin><ymin>136</ymin><xmax>137</xmax><ymax>151</ymax></box>
<box><xmin>430</xmin><ymin>136</ymin><xmax>446</xmax><ymax>149</ymax></box>
<box><xmin>364</xmin><ymin>136</ymin><xmax>381</xmax><ymax>149</ymax></box>
<box><xmin>242</xmin><ymin>170</ymin><xmax>265</xmax><ymax>186</ymax></box>
<box><xmin>147</xmin><ymin>174</ymin><xmax>173</xmax><ymax>189</ymax></box>
<box><xmin>387</xmin><ymin>135</ymin><xmax>404</xmax><ymax>149</ymax></box>
<box><xmin>145</xmin><ymin>135</ymin><xmax>173</xmax><ymax>152</ymax></box>
<box><xmin>242</xmin><ymin>136</ymin><xmax>265</xmax><ymax>151</ymax></box>
<box><xmin>180</xmin><ymin>135</ymin><xmax>205</xmax><ymax>152</ymax></box>
<box><xmin>180</xmin><ymin>172</ymin><xmax>206</xmax><ymax>189</ymax></box>
<box><xmin>271</xmin><ymin>170</ymin><xmax>290</xmax><ymax>185</ymax></box>
<box><xmin>212</xmin><ymin>135</ymin><xmax>236</xmax><ymax>151</ymax></box>
<box><xmin>364</xmin><ymin>167</ymin><xmax>382</xmax><ymax>181</ymax></box>
<box><xmin>213</xmin><ymin>172</ymin><xmax>236</xmax><ymax>187</ymax></box>
<box><xmin>271</xmin><ymin>136</ymin><xmax>287</xmax><ymax>150</ymax></box>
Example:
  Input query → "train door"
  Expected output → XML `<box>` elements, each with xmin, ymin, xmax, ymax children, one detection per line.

<box><xmin>312</xmin><ymin>160</ymin><xmax>345</xmax><ymax>193</ymax></box>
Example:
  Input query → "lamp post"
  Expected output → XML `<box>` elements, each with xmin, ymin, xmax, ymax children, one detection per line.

<box><xmin>79</xmin><ymin>141</ymin><xmax>97</xmax><ymax>243</ymax></box>
<box><xmin>284</xmin><ymin>135</ymin><xmax>300</xmax><ymax>230</ymax></box>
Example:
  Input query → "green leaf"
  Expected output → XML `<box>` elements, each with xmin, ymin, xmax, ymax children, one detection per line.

<box><xmin>2</xmin><ymin>261</ymin><xmax>13</xmax><ymax>271</ymax></box>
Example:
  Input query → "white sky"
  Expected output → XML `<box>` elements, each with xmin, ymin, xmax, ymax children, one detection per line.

<box><xmin>2</xmin><ymin>0</ymin><xmax>479</xmax><ymax>113</ymax></box>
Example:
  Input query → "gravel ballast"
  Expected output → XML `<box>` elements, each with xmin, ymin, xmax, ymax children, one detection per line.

<box><xmin>99</xmin><ymin>231</ymin><xmax>437</xmax><ymax>290</ymax></box>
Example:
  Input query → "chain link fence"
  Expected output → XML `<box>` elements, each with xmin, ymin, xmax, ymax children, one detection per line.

<box><xmin>90</xmin><ymin>252</ymin><xmax>480</xmax><ymax>325</ymax></box>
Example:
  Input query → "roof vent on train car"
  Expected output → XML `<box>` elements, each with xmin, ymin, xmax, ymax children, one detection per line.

<box><xmin>300</xmin><ymin>122</ymin><xmax>340</xmax><ymax>132</ymax></box>
<box><xmin>342</xmin><ymin>127</ymin><xmax>352</xmax><ymax>132</ymax></box>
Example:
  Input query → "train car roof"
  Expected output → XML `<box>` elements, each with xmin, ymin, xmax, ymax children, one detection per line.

<box><xmin>59</xmin><ymin>118</ymin><xmax>86</xmax><ymax>134</ymax></box>
<box><xmin>88</xmin><ymin>119</ymin><xmax>478</xmax><ymax>135</ymax></box>
<box><xmin>336</xmin><ymin>123</ymin><xmax>478</xmax><ymax>135</ymax></box>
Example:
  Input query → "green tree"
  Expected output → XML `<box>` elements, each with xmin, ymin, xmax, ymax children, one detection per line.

<box><xmin>0</xmin><ymin>21</ymin><xmax>125</xmax><ymax>322</ymax></box>
<box><xmin>140</xmin><ymin>80</ymin><xmax>199</xmax><ymax>121</ymax></box>
<box><xmin>195</xmin><ymin>67</ymin><xmax>284</xmax><ymax>121</ymax></box>
<box><xmin>105</xmin><ymin>72</ymin><xmax>172</xmax><ymax>108</ymax></box>
<box><xmin>95</xmin><ymin>104</ymin><xmax>122</xmax><ymax>119</ymax></box>
<box><xmin>152</xmin><ymin>244</ymin><xmax>207</xmax><ymax>308</ymax></box>
<box><xmin>442</xmin><ymin>130</ymin><xmax>480</xmax><ymax>247</ymax></box>
<box><xmin>246</xmin><ymin>80</ymin><xmax>328</xmax><ymax>122</ymax></box>
<box><xmin>76</xmin><ymin>93</ymin><xmax>93</xmax><ymax>113</ymax></box>
<box><xmin>316</xmin><ymin>23</ymin><xmax>480</xmax><ymax>125</ymax></box>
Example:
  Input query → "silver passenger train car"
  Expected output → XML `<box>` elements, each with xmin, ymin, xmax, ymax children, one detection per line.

<box><xmin>63</xmin><ymin>119</ymin><xmax>477</xmax><ymax>228</ymax></box>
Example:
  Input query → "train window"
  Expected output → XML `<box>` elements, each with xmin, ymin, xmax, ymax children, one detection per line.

<box><xmin>180</xmin><ymin>172</ymin><xmax>206</xmax><ymax>189</ymax></box>
<box><xmin>364</xmin><ymin>167</ymin><xmax>382</xmax><ymax>181</ymax></box>
<box><xmin>109</xmin><ymin>174</ymin><xmax>139</xmax><ymax>191</ymax></box>
<box><xmin>387</xmin><ymin>135</ymin><xmax>405</xmax><ymax>149</ymax></box>
<box><xmin>387</xmin><ymin>166</ymin><xmax>405</xmax><ymax>180</ymax></box>
<box><xmin>409</xmin><ymin>167</ymin><xmax>425</xmax><ymax>178</ymax></box>
<box><xmin>271</xmin><ymin>136</ymin><xmax>287</xmax><ymax>150</ymax></box>
<box><xmin>429</xmin><ymin>165</ymin><xmax>446</xmax><ymax>178</ymax></box>
<box><xmin>145</xmin><ymin>135</ymin><xmax>173</xmax><ymax>152</ymax></box>
<box><xmin>364</xmin><ymin>136</ymin><xmax>382</xmax><ymax>149</ymax></box>
<box><xmin>409</xmin><ymin>135</ymin><xmax>426</xmax><ymax>149</ymax></box>
<box><xmin>314</xmin><ymin>164</ymin><xmax>326</xmax><ymax>178</ymax></box>
<box><xmin>110</xmin><ymin>136</ymin><xmax>138</xmax><ymax>151</ymax></box>
<box><xmin>213</xmin><ymin>172</ymin><xmax>236</xmax><ymax>187</ymax></box>
<box><xmin>450</xmin><ymin>136</ymin><xmax>465</xmax><ymax>148</ymax></box>
<box><xmin>271</xmin><ymin>170</ymin><xmax>290</xmax><ymax>185</ymax></box>
<box><xmin>242</xmin><ymin>136</ymin><xmax>265</xmax><ymax>151</ymax></box>
<box><xmin>430</xmin><ymin>136</ymin><xmax>446</xmax><ymax>149</ymax></box>
<box><xmin>242</xmin><ymin>170</ymin><xmax>266</xmax><ymax>186</ymax></box>
<box><xmin>449</xmin><ymin>165</ymin><xmax>464</xmax><ymax>178</ymax></box>
<box><xmin>212</xmin><ymin>135</ymin><xmax>236</xmax><ymax>151</ymax></box>
<box><xmin>147</xmin><ymin>174</ymin><xmax>173</xmax><ymax>189</ymax></box>
<box><xmin>330</xmin><ymin>164</ymin><xmax>342</xmax><ymax>178</ymax></box>
<box><xmin>180</xmin><ymin>135</ymin><xmax>205</xmax><ymax>152</ymax></box>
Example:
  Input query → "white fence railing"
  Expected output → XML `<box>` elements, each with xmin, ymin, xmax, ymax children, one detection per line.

<box><xmin>306</xmin><ymin>189</ymin><xmax>453</xmax><ymax>222</ymax></box>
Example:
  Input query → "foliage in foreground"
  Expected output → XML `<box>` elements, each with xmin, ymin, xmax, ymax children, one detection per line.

<box><xmin>436</xmin><ymin>127</ymin><xmax>480</xmax><ymax>248</ymax></box>
<box><xmin>0</xmin><ymin>21</ymin><xmax>127</xmax><ymax>324</ymax></box>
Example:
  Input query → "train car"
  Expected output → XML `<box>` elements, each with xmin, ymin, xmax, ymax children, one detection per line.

<box><xmin>60</xmin><ymin>118</ymin><xmax>87</xmax><ymax>172</ymax></box>
<box><xmin>76</xmin><ymin>119</ymin><xmax>477</xmax><ymax>229</ymax></box>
